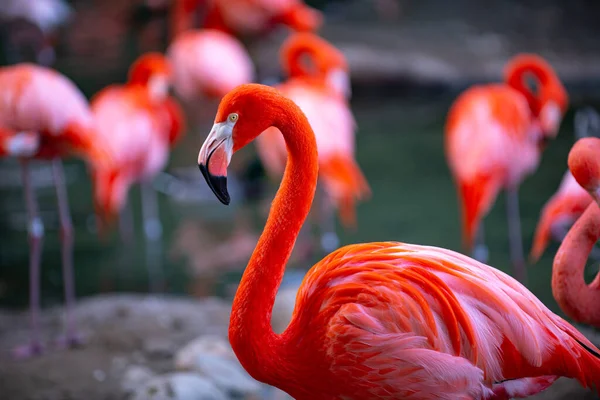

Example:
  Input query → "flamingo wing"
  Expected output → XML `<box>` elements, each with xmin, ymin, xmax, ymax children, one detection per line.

<box><xmin>294</xmin><ymin>242</ymin><xmax>600</xmax><ymax>399</ymax></box>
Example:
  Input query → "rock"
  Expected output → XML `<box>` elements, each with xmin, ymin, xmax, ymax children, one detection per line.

<box><xmin>144</xmin><ymin>337</ymin><xmax>176</xmax><ymax>360</ymax></box>
<box><xmin>175</xmin><ymin>335</ymin><xmax>235</xmax><ymax>370</ymax></box>
<box><xmin>174</xmin><ymin>335</ymin><xmax>261</xmax><ymax>398</ymax></box>
<box><xmin>121</xmin><ymin>365</ymin><xmax>156</xmax><ymax>395</ymax></box>
<box><xmin>128</xmin><ymin>373</ymin><xmax>227</xmax><ymax>400</ymax></box>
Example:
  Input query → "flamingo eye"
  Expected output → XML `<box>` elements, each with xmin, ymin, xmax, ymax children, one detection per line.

<box><xmin>228</xmin><ymin>113</ymin><xmax>239</xmax><ymax>123</ymax></box>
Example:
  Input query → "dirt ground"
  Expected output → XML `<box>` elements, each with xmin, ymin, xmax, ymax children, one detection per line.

<box><xmin>0</xmin><ymin>294</ymin><xmax>599</xmax><ymax>400</ymax></box>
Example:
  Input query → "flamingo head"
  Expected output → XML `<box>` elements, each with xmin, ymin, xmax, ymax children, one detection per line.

<box><xmin>281</xmin><ymin>32</ymin><xmax>351</xmax><ymax>98</ymax></box>
<box><xmin>568</xmin><ymin>137</ymin><xmax>600</xmax><ymax>206</ymax></box>
<box><xmin>128</xmin><ymin>52</ymin><xmax>173</xmax><ymax>101</ymax></box>
<box><xmin>504</xmin><ymin>53</ymin><xmax>568</xmax><ymax>141</ymax></box>
<box><xmin>198</xmin><ymin>84</ymin><xmax>288</xmax><ymax>205</ymax></box>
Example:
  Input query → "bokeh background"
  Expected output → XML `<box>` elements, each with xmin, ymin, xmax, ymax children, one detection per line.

<box><xmin>0</xmin><ymin>1</ymin><xmax>600</xmax><ymax>399</ymax></box>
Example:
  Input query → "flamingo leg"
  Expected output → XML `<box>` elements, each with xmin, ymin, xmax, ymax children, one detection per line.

<box><xmin>118</xmin><ymin>198</ymin><xmax>135</xmax><ymax>244</ymax></box>
<box><xmin>505</xmin><ymin>187</ymin><xmax>527</xmax><ymax>284</ymax></box>
<box><xmin>140</xmin><ymin>181</ymin><xmax>164</xmax><ymax>292</ymax></box>
<box><xmin>319</xmin><ymin>193</ymin><xmax>340</xmax><ymax>254</ymax></box>
<box><xmin>51</xmin><ymin>159</ymin><xmax>83</xmax><ymax>348</ymax></box>
<box><xmin>13</xmin><ymin>159</ymin><xmax>44</xmax><ymax>358</ymax></box>
<box><xmin>472</xmin><ymin>222</ymin><xmax>489</xmax><ymax>264</ymax></box>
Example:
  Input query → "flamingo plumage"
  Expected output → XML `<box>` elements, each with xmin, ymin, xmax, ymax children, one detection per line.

<box><xmin>552</xmin><ymin>136</ymin><xmax>600</xmax><ymax>327</ymax></box>
<box><xmin>0</xmin><ymin>63</ymin><xmax>109</xmax><ymax>357</ymax></box>
<box><xmin>167</xmin><ymin>29</ymin><xmax>255</xmax><ymax>101</ymax></box>
<box><xmin>169</xmin><ymin>0</ymin><xmax>322</xmax><ymax>40</ymax></box>
<box><xmin>197</xmin><ymin>83</ymin><xmax>600</xmax><ymax>400</ymax></box>
<box><xmin>255</xmin><ymin>33</ymin><xmax>369</xmax><ymax>252</ymax></box>
<box><xmin>91</xmin><ymin>52</ymin><xmax>185</xmax><ymax>291</ymax></box>
<box><xmin>445</xmin><ymin>54</ymin><xmax>568</xmax><ymax>284</ymax></box>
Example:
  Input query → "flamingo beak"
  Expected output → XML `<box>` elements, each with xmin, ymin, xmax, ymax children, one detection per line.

<box><xmin>326</xmin><ymin>69</ymin><xmax>351</xmax><ymax>99</ymax></box>
<box><xmin>198</xmin><ymin>121</ymin><xmax>234</xmax><ymax>205</ymax></box>
<box><xmin>540</xmin><ymin>101</ymin><xmax>562</xmax><ymax>139</ymax></box>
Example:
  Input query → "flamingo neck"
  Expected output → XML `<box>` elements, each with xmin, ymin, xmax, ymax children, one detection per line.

<box><xmin>229</xmin><ymin>103</ymin><xmax>318</xmax><ymax>382</ymax></box>
<box><xmin>552</xmin><ymin>202</ymin><xmax>600</xmax><ymax>327</ymax></box>
<box><xmin>505</xmin><ymin>62</ymin><xmax>553</xmax><ymax>116</ymax></box>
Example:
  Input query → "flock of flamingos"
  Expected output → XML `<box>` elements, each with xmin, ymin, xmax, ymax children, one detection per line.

<box><xmin>1</xmin><ymin>0</ymin><xmax>600</xmax><ymax>399</ymax></box>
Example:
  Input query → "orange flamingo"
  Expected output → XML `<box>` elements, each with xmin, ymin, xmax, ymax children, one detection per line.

<box><xmin>255</xmin><ymin>33</ymin><xmax>369</xmax><ymax>252</ymax></box>
<box><xmin>92</xmin><ymin>52</ymin><xmax>185</xmax><ymax>291</ymax></box>
<box><xmin>445</xmin><ymin>54</ymin><xmax>568</xmax><ymax>284</ymax></box>
<box><xmin>552</xmin><ymin>136</ymin><xmax>600</xmax><ymax>327</ymax></box>
<box><xmin>0</xmin><ymin>63</ymin><xmax>109</xmax><ymax>357</ymax></box>
<box><xmin>197</xmin><ymin>83</ymin><xmax>600</xmax><ymax>399</ymax></box>
<box><xmin>530</xmin><ymin>108</ymin><xmax>600</xmax><ymax>262</ymax></box>
<box><xmin>169</xmin><ymin>0</ymin><xmax>322</xmax><ymax>41</ymax></box>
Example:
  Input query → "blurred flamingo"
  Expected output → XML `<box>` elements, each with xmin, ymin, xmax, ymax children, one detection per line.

<box><xmin>197</xmin><ymin>83</ymin><xmax>600</xmax><ymax>399</ymax></box>
<box><xmin>0</xmin><ymin>63</ymin><xmax>109</xmax><ymax>357</ymax></box>
<box><xmin>530</xmin><ymin>108</ymin><xmax>600</xmax><ymax>262</ymax></box>
<box><xmin>91</xmin><ymin>52</ymin><xmax>185</xmax><ymax>291</ymax></box>
<box><xmin>552</xmin><ymin>136</ymin><xmax>600</xmax><ymax>327</ymax></box>
<box><xmin>167</xmin><ymin>29</ymin><xmax>255</xmax><ymax>102</ymax></box>
<box><xmin>169</xmin><ymin>0</ymin><xmax>322</xmax><ymax>41</ymax></box>
<box><xmin>255</xmin><ymin>32</ymin><xmax>369</xmax><ymax>253</ymax></box>
<box><xmin>445</xmin><ymin>53</ymin><xmax>568</xmax><ymax>284</ymax></box>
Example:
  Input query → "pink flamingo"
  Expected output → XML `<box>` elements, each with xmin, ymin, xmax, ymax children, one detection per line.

<box><xmin>197</xmin><ymin>83</ymin><xmax>600</xmax><ymax>399</ymax></box>
<box><xmin>0</xmin><ymin>63</ymin><xmax>109</xmax><ymax>357</ymax></box>
<box><xmin>255</xmin><ymin>32</ymin><xmax>369</xmax><ymax>252</ymax></box>
<box><xmin>92</xmin><ymin>52</ymin><xmax>185</xmax><ymax>291</ymax></box>
<box><xmin>445</xmin><ymin>54</ymin><xmax>568</xmax><ymax>284</ymax></box>
<box><xmin>167</xmin><ymin>29</ymin><xmax>255</xmax><ymax>102</ymax></box>
<box><xmin>552</xmin><ymin>136</ymin><xmax>600</xmax><ymax>327</ymax></box>
<box><xmin>530</xmin><ymin>108</ymin><xmax>600</xmax><ymax>262</ymax></box>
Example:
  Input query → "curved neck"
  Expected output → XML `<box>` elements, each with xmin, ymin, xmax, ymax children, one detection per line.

<box><xmin>552</xmin><ymin>202</ymin><xmax>600</xmax><ymax>327</ymax></box>
<box><xmin>229</xmin><ymin>103</ymin><xmax>318</xmax><ymax>382</ymax></box>
<box><xmin>505</xmin><ymin>62</ymin><xmax>552</xmax><ymax>116</ymax></box>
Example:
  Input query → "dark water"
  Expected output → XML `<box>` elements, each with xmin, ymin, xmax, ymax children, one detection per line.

<box><xmin>0</xmin><ymin>88</ymin><xmax>597</xmax><ymax>318</ymax></box>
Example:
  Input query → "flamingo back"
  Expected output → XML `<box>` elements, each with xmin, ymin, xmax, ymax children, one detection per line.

<box><xmin>167</xmin><ymin>30</ymin><xmax>254</xmax><ymax>100</ymax></box>
<box><xmin>0</xmin><ymin>64</ymin><xmax>93</xmax><ymax>135</ymax></box>
<box><xmin>280</xmin><ymin>242</ymin><xmax>600</xmax><ymax>399</ymax></box>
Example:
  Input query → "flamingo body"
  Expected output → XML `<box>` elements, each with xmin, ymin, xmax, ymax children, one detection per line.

<box><xmin>91</xmin><ymin>83</ymin><xmax>183</xmax><ymax>220</ymax></box>
<box><xmin>0</xmin><ymin>64</ymin><xmax>104</xmax><ymax>161</ymax></box>
<box><xmin>446</xmin><ymin>85</ymin><xmax>542</xmax><ymax>249</ymax></box>
<box><xmin>167</xmin><ymin>29</ymin><xmax>254</xmax><ymax>100</ymax></box>
<box><xmin>197</xmin><ymin>84</ymin><xmax>600</xmax><ymax>400</ymax></box>
<box><xmin>170</xmin><ymin>0</ymin><xmax>322</xmax><ymax>39</ymax></box>
<box><xmin>275</xmin><ymin>241</ymin><xmax>600</xmax><ymax>399</ymax></box>
<box><xmin>530</xmin><ymin>171</ymin><xmax>592</xmax><ymax>261</ymax></box>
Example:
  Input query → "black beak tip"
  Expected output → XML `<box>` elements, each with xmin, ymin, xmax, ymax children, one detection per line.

<box><xmin>198</xmin><ymin>163</ymin><xmax>230</xmax><ymax>205</ymax></box>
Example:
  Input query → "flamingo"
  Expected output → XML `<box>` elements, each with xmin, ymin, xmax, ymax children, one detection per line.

<box><xmin>197</xmin><ymin>83</ymin><xmax>600</xmax><ymax>399</ymax></box>
<box><xmin>91</xmin><ymin>52</ymin><xmax>185</xmax><ymax>291</ymax></box>
<box><xmin>530</xmin><ymin>108</ymin><xmax>600</xmax><ymax>262</ymax></box>
<box><xmin>445</xmin><ymin>53</ymin><xmax>568</xmax><ymax>284</ymax></box>
<box><xmin>167</xmin><ymin>29</ymin><xmax>255</xmax><ymax>102</ymax></box>
<box><xmin>169</xmin><ymin>0</ymin><xmax>322</xmax><ymax>41</ymax></box>
<box><xmin>552</xmin><ymin>136</ymin><xmax>600</xmax><ymax>327</ymax></box>
<box><xmin>0</xmin><ymin>63</ymin><xmax>109</xmax><ymax>357</ymax></box>
<box><xmin>254</xmin><ymin>32</ymin><xmax>369</xmax><ymax>253</ymax></box>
